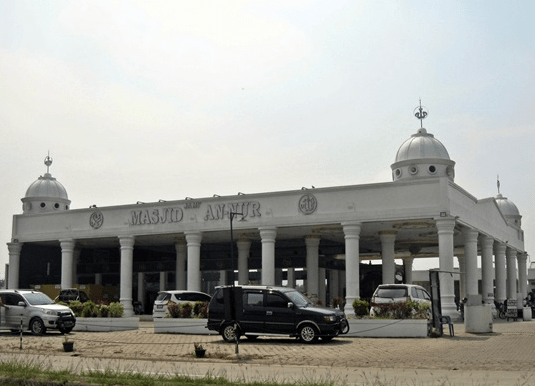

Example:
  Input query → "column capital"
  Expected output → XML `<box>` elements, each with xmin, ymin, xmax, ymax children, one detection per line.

<box><xmin>494</xmin><ymin>242</ymin><xmax>507</xmax><ymax>255</ymax></box>
<box><xmin>517</xmin><ymin>251</ymin><xmax>528</xmax><ymax>263</ymax></box>
<box><xmin>59</xmin><ymin>239</ymin><xmax>76</xmax><ymax>251</ymax></box>
<box><xmin>506</xmin><ymin>247</ymin><xmax>518</xmax><ymax>260</ymax></box>
<box><xmin>7</xmin><ymin>242</ymin><xmax>22</xmax><ymax>254</ymax></box>
<box><xmin>184</xmin><ymin>232</ymin><xmax>202</xmax><ymax>245</ymax></box>
<box><xmin>305</xmin><ymin>235</ymin><xmax>321</xmax><ymax>247</ymax></box>
<box><xmin>259</xmin><ymin>227</ymin><xmax>277</xmax><ymax>241</ymax></box>
<box><xmin>119</xmin><ymin>235</ymin><xmax>135</xmax><ymax>249</ymax></box>
<box><xmin>342</xmin><ymin>222</ymin><xmax>362</xmax><ymax>238</ymax></box>
<box><xmin>379</xmin><ymin>230</ymin><xmax>397</xmax><ymax>242</ymax></box>
<box><xmin>479</xmin><ymin>235</ymin><xmax>494</xmax><ymax>249</ymax></box>
<box><xmin>462</xmin><ymin>227</ymin><xmax>479</xmax><ymax>243</ymax></box>
<box><xmin>434</xmin><ymin>217</ymin><xmax>456</xmax><ymax>233</ymax></box>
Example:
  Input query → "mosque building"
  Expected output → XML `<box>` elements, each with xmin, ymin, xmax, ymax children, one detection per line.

<box><xmin>7</xmin><ymin>105</ymin><xmax>527</xmax><ymax>320</ymax></box>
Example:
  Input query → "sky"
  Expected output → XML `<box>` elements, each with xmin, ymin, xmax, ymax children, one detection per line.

<box><xmin>1</xmin><ymin>0</ymin><xmax>534</xmax><ymax>278</ymax></box>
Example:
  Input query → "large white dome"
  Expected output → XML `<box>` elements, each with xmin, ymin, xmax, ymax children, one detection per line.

<box><xmin>395</xmin><ymin>128</ymin><xmax>451</xmax><ymax>162</ymax></box>
<box><xmin>495</xmin><ymin>193</ymin><xmax>521</xmax><ymax>227</ymax></box>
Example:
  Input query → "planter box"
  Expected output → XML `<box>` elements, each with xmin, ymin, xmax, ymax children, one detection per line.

<box><xmin>73</xmin><ymin>317</ymin><xmax>139</xmax><ymax>332</ymax></box>
<box><xmin>346</xmin><ymin>319</ymin><xmax>428</xmax><ymax>338</ymax></box>
<box><xmin>153</xmin><ymin>318</ymin><xmax>210</xmax><ymax>334</ymax></box>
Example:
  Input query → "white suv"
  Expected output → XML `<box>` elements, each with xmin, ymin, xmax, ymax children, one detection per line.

<box><xmin>370</xmin><ymin>284</ymin><xmax>432</xmax><ymax>316</ymax></box>
<box><xmin>0</xmin><ymin>290</ymin><xmax>76</xmax><ymax>335</ymax></box>
<box><xmin>152</xmin><ymin>290</ymin><xmax>211</xmax><ymax>318</ymax></box>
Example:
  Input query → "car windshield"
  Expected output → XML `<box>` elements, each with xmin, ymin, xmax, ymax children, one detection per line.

<box><xmin>155</xmin><ymin>293</ymin><xmax>171</xmax><ymax>302</ymax></box>
<box><xmin>284</xmin><ymin>290</ymin><xmax>311</xmax><ymax>307</ymax></box>
<box><xmin>24</xmin><ymin>292</ymin><xmax>55</xmax><ymax>306</ymax></box>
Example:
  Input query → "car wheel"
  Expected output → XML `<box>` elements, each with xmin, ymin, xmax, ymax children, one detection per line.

<box><xmin>298</xmin><ymin>324</ymin><xmax>318</xmax><ymax>343</ymax></box>
<box><xmin>30</xmin><ymin>318</ymin><xmax>46</xmax><ymax>335</ymax></box>
<box><xmin>221</xmin><ymin>323</ymin><xmax>240</xmax><ymax>343</ymax></box>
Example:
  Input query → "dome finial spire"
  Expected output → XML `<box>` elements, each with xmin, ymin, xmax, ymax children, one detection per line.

<box><xmin>44</xmin><ymin>152</ymin><xmax>53</xmax><ymax>174</ymax></box>
<box><xmin>413</xmin><ymin>99</ymin><xmax>428</xmax><ymax>129</ymax></box>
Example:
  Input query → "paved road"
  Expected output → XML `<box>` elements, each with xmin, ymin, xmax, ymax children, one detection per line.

<box><xmin>1</xmin><ymin>318</ymin><xmax>534</xmax><ymax>385</ymax></box>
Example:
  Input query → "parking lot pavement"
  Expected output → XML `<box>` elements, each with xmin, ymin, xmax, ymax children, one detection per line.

<box><xmin>1</xmin><ymin>319</ymin><xmax>535</xmax><ymax>385</ymax></box>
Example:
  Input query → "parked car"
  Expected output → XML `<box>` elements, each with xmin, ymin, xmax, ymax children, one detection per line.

<box><xmin>0</xmin><ymin>289</ymin><xmax>76</xmax><ymax>335</ymax></box>
<box><xmin>152</xmin><ymin>290</ymin><xmax>211</xmax><ymax>318</ymax></box>
<box><xmin>369</xmin><ymin>284</ymin><xmax>432</xmax><ymax>316</ymax></box>
<box><xmin>55</xmin><ymin>288</ymin><xmax>90</xmax><ymax>303</ymax></box>
<box><xmin>207</xmin><ymin>285</ymin><xmax>349</xmax><ymax>343</ymax></box>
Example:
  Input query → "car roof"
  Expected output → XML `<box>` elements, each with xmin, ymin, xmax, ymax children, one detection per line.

<box><xmin>215</xmin><ymin>285</ymin><xmax>295</xmax><ymax>292</ymax></box>
<box><xmin>376</xmin><ymin>284</ymin><xmax>427</xmax><ymax>290</ymax></box>
<box><xmin>157</xmin><ymin>290</ymin><xmax>210</xmax><ymax>295</ymax></box>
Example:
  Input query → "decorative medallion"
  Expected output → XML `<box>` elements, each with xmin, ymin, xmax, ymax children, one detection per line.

<box><xmin>89</xmin><ymin>211</ymin><xmax>104</xmax><ymax>229</ymax></box>
<box><xmin>298</xmin><ymin>193</ymin><xmax>317</xmax><ymax>215</ymax></box>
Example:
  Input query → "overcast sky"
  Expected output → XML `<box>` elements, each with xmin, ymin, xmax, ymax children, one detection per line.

<box><xmin>1</xmin><ymin>0</ymin><xmax>534</xmax><ymax>278</ymax></box>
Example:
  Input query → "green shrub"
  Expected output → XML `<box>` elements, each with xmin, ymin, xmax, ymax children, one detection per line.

<box><xmin>179</xmin><ymin>302</ymin><xmax>193</xmax><ymax>318</ymax></box>
<box><xmin>193</xmin><ymin>301</ymin><xmax>209</xmax><ymax>318</ymax></box>
<box><xmin>352</xmin><ymin>298</ymin><xmax>369</xmax><ymax>317</ymax></box>
<box><xmin>68</xmin><ymin>300</ymin><xmax>84</xmax><ymax>317</ymax></box>
<box><xmin>108</xmin><ymin>302</ymin><xmax>124</xmax><ymax>318</ymax></box>
<box><xmin>99</xmin><ymin>304</ymin><xmax>110</xmax><ymax>317</ymax></box>
<box><xmin>81</xmin><ymin>301</ymin><xmax>99</xmax><ymax>317</ymax></box>
<box><xmin>372</xmin><ymin>301</ymin><xmax>430</xmax><ymax>319</ymax></box>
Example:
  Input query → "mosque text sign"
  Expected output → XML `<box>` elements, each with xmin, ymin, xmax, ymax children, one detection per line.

<box><xmin>129</xmin><ymin>207</ymin><xmax>184</xmax><ymax>225</ymax></box>
<box><xmin>204</xmin><ymin>201</ymin><xmax>261</xmax><ymax>221</ymax></box>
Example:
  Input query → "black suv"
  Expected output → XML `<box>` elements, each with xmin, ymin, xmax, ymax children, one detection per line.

<box><xmin>207</xmin><ymin>285</ymin><xmax>349</xmax><ymax>343</ymax></box>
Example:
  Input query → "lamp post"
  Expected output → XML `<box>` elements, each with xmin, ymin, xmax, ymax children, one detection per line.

<box><xmin>229</xmin><ymin>212</ymin><xmax>244</xmax><ymax>286</ymax></box>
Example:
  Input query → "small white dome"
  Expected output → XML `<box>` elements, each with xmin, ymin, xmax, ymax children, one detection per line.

<box><xmin>395</xmin><ymin>128</ymin><xmax>451</xmax><ymax>163</ymax></box>
<box><xmin>21</xmin><ymin>156</ymin><xmax>71</xmax><ymax>214</ymax></box>
<box><xmin>495</xmin><ymin>193</ymin><xmax>522</xmax><ymax>227</ymax></box>
<box><xmin>25</xmin><ymin>173</ymin><xmax>69</xmax><ymax>200</ymax></box>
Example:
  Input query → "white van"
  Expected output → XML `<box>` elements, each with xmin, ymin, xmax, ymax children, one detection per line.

<box><xmin>370</xmin><ymin>284</ymin><xmax>431</xmax><ymax>316</ymax></box>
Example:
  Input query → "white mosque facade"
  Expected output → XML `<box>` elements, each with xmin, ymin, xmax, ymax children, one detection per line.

<box><xmin>7</xmin><ymin>109</ymin><xmax>527</xmax><ymax>320</ymax></box>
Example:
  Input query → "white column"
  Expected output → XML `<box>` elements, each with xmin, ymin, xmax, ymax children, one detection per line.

<box><xmin>137</xmin><ymin>272</ymin><xmax>145</xmax><ymax>307</ymax></box>
<box><xmin>219</xmin><ymin>270</ymin><xmax>227</xmax><ymax>286</ymax></box>
<box><xmin>342</xmin><ymin>222</ymin><xmax>361</xmax><ymax>315</ymax></box>
<box><xmin>60</xmin><ymin>239</ymin><xmax>76</xmax><ymax>289</ymax></box>
<box><xmin>237</xmin><ymin>239</ymin><xmax>251</xmax><ymax>285</ymax></box>
<box><xmin>494</xmin><ymin>243</ymin><xmax>507</xmax><ymax>303</ymax></box>
<box><xmin>159</xmin><ymin>271</ymin><xmax>166</xmax><ymax>291</ymax></box>
<box><xmin>287</xmin><ymin>268</ymin><xmax>296</xmax><ymax>288</ymax></box>
<box><xmin>480</xmin><ymin>236</ymin><xmax>495</xmax><ymax>304</ymax></box>
<box><xmin>463</xmin><ymin>228</ymin><xmax>479</xmax><ymax>298</ymax></box>
<box><xmin>175</xmin><ymin>241</ymin><xmax>187</xmax><ymax>290</ymax></box>
<box><xmin>457</xmin><ymin>255</ymin><xmax>466</xmax><ymax>300</ymax></box>
<box><xmin>435</xmin><ymin>217</ymin><xmax>458</xmax><ymax>318</ymax></box>
<box><xmin>330</xmin><ymin>269</ymin><xmax>340</xmax><ymax>299</ymax></box>
<box><xmin>506</xmin><ymin>247</ymin><xmax>517</xmax><ymax>300</ymax></box>
<box><xmin>7</xmin><ymin>242</ymin><xmax>22</xmax><ymax>289</ymax></box>
<box><xmin>119</xmin><ymin>236</ymin><xmax>135</xmax><ymax>317</ymax></box>
<box><xmin>319</xmin><ymin>268</ymin><xmax>326</xmax><ymax>305</ymax></box>
<box><xmin>518</xmin><ymin>252</ymin><xmax>528</xmax><ymax>299</ymax></box>
<box><xmin>185</xmin><ymin>232</ymin><xmax>202</xmax><ymax>292</ymax></box>
<box><xmin>259</xmin><ymin>227</ymin><xmax>277</xmax><ymax>285</ymax></box>
<box><xmin>379</xmin><ymin>231</ymin><xmax>397</xmax><ymax>284</ymax></box>
<box><xmin>403</xmin><ymin>258</ymin><xmax>414</xmax><ymax>284</ymax></box>
<box><xmin>305</xmin><ymin>236</ymin><xmax>321</xmax><ymax>298</ymax></box>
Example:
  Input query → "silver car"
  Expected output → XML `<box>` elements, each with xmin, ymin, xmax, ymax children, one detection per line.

<box><xmin>0</xmin><ymin>289</ymin><xmax>76</xmax><ymax>335</ymax></box>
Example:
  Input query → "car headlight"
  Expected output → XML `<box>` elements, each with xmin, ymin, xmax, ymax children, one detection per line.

<box><xmin>45</xmin><ymin>310</ymin><xmax>59</xmax><ymax>316</ymax></box>
<box><xmin>324</xmin><ymin>315</ymin><xmax>336</xmax><ymax>322</ymax></box>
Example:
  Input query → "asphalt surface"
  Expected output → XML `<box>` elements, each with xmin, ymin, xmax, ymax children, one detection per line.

<box><xmin>1</xmin><ymin>318</ymin><xmax>534</xmax><ymax>385</ymax></box>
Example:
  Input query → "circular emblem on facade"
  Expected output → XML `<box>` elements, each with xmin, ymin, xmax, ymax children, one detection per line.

<box><xmin>89</xmin><ymin>211</ymin><xmax>104</xmax><ymax>229</ymax></box>
<box><xmin>299</xmin><ymin>194</ymin><xmax>317</xmax><ymax>215</ymax></box>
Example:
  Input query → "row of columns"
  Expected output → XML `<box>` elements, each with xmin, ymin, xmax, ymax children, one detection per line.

<box><xmin>7</xmin><ymin>217</ymin><xmax>528</xmax><ymax>319</ymax></box>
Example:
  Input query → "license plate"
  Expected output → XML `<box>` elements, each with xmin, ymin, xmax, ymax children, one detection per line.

<box><xmin>157</xmin><ymin>305</ymin><xmax>163</xmax><ymax>309</ymax></box>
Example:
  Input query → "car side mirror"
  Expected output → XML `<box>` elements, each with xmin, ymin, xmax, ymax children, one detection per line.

<box><xmin>17</xmin><ymin>301</ymin><xmax>26</xmax><ymax>307</ymax></box>
<box><xmin>287</xmin><ymin>302</ymin><xmax>294</xmax><ymax>309</ymax></box>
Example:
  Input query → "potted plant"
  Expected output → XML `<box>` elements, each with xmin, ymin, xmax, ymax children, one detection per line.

<box><xmin>194</xmin><ymin>342</ymin><xmax>206</xmax><ymax>358</ymax></box>
<box><xmin>62</xmin><ymin>336</ymin><xmax>74</xmax><ymax>352</ymax></box>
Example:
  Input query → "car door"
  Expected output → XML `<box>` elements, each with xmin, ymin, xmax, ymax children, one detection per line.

<box><xmin>240</xmin><ymin>290</ymin><xmax>265</xmax><ymax>333</ymax></box>
<box><xmin>264</xmin><ymin>291</ymin><xmax>296</xmax><ymax>334</ymax></box>
<box><xmin>4</xmin><ymin>293</ymin><xmax>29</xmax><ymax>329</ymax></box>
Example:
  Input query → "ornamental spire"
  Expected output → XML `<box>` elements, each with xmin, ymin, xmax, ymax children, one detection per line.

<box><xmin>413</xmin><ymin>99</ymin><xmax>428</xmax><ymax>129</ymax></box>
